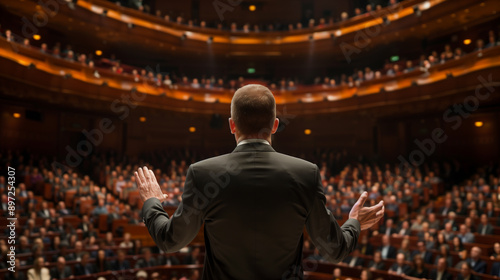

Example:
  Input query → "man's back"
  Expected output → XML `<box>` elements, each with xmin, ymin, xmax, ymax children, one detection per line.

<box><xmin>142</xmin><ymin>143</ymin><xmax>360</xmax><ymax>279</ymax></box>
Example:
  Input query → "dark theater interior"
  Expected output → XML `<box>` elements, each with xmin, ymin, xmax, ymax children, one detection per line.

<box><xmin>1</xmin><ymin>0</ymin><xmax>500</xmax><ymax>279</ymax></box>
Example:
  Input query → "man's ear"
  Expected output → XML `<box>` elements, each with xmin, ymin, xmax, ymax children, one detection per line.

<box><xmin>271</xmin><ymin>118</ymin><xmax>280</xmax><ymax>134</ymax></box>
<box><xmin>229</xmin><ymin>118</ymin><xmax>236</xmax><ymax>134</ymax></box>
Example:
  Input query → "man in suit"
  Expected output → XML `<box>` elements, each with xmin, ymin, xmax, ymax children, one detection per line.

<box><xmin>74</xmin><ymin>252</ymin><xmax>96</xmax><ymax>276</ymax></box>
<box><xmin>367</xmin><ymin>250</ymin><xmax>385</xmax><ymax>270</ymax></box>
<box><xmin>389</xmin><ymin>253</ymin><xmax>412</xmax><ymax>275</ymax></box>
<box><xmin>477</xmin><ymin>214</ymin><xmax>494</xmax><ymax>235</ymax></box>
<box><xmin>411</xmin><ymin>241</ymin><xmax>433</xmax><ymax>264</ymax></box>
<box><xmin>491</xmin><ymin>262</ymin><xmax>500</xmax><ymax>277</ymax></box>
<box><xmin>135</xmin><ymin>247</ymin><xmax>158</xmax><ymax>268</ymax></box>
<box><xmin>50</xmin><ymin>256</ymin><xmax>73</xmax><ymax>279</ymax></box>
<box><xmin>137</xmin><ymin>84</ymin><xmax>385</xmax><ymax>280</ymax></box>
<box><xmin>466</xmin><ymin>247</ymin><xmax>487</xmax><ymax>274</ymax></box>
<box><xmin>342</xmin><ymin>248</ymin><xmax>364</xmax><ymax>267</ymax></box>
<box><xmin>379</xmin><ymin>234</ymin><xmax>397</xmax><ymax>259</ymax></box>
<box><xmin>430</xmin><ymin>257</ymin><xmax>452</xmax><ymax>280</ymax></box>
<box><xmin>457</xmin><ymin>262</ymin><xmax>479</xmax><ymax>280</ymax></box>
<box><xmin>111</xmin><ymin>250</ymin><xmax>130</xmax><ymax>271</ymax></box>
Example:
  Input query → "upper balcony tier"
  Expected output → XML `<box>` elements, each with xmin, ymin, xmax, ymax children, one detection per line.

<box><xmin>2</xmin><ymin>0</ymin><xmax>499</xmax><ymax>59</ymax></box>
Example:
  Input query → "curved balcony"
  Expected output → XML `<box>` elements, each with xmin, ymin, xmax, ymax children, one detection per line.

<box><xmin>2</xmin><ymin>0</ymin><xmax>498</xmax><ymax>57</ymax></box>
<box><xmin>1</xmin><ymin>36</ymin><xmax>500</xmax><ymax>116</ymax></box>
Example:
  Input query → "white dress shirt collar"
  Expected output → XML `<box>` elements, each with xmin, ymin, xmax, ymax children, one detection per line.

<box><xmin>237</xmin><ymin>139</ymin><xmax>270</xmax><ymax>146</ymax></box>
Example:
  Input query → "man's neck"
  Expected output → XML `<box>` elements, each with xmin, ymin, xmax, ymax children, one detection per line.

<box><xmin>236</xmin><ymin>135</ymin><xmax>272</xmax><ymax>145</ymax></box>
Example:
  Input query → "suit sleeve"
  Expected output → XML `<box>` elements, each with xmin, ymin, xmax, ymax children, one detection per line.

<box><xmin>142</xmin><ymin>166</ymin><xmax>204</xmax><ymax>253</ymax></box>
<box><xmin>305</xmin><ymin>166</ymin><xmax>360</xmax><ymax>263</ymax></box>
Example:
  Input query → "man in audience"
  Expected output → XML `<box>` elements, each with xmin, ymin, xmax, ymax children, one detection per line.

<box><xmin>112</xmin><ymin>250</ymin><xmax>131</xmax><ymax>271</ymax></box>
<box><xmin>466</xmin><ymin>247</ymin><xmax>486</xmax><ymax>274</ymax></box>
<box><xmin>491</xmin><ymin>261</ymin><xmax>500</xmax><ymax>277</ymax></box>
<box><xmin>458</xmin><ymin>262</ymin><xmax>479</xmax><ymax>280</ymax></box>
<box><xmin>37</xmin><ymin>201</ymin><xmax>50</xmax><ymax>218</ymax></box>
<box><xmin>457</xmin><ymin>224</ymin><xmax>475</xmax><ymax>243</ymax></box>
<box><xmin>135</xmin><ymin>247</ymin><xmax>158</xmax><ymax>268</ymax></box>
<box><xmin>379</xmin><ymin>234</ymin><xmax>397</xmax><ymax>259</ymax></box>
<box><xmin>477</xmin><ymin>213</ymin><xmax>494</xmax><ymax>235</ymax></box>
<box><xmin>367</xmin><ymin>250</ymin><xmax>385</xmax><ymax>270</ymax></box>
<box><xmin>430</xmin><ymin>258</ymin><xmax>452</xmax><ymax>280</ymax></box>
<box><xmin>50</xmin><ymin>256</ymin><xmax>73</xmax><ymax>279</ymax></box>
<box><xmin>389</xmin><ymin>253</ymin><xmax>411</xmax><ymax>275</ymax></box>
<box><xmin>74</xmin><ymin>252</ymin><xmax>96</xmax><ymax>276</ymax></box>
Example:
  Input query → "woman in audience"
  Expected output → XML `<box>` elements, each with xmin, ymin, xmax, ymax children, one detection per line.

<box><xmin>491</xmin><ymin>242</ymin><xmax>500</xmax><ymax>260</ymax></box>
<box><xmin>434</xmin><ymin>244</ymin><xmax>453</xmax><ymax>268</ymax></box>
<box><xmin>408</xmin><ymin>255</ymin><xmax>429</xmax><ymax>278</ymax></box>
<box><xmin>452</xmin><ymin>236</ymin><xmax>465</xmax><ymax>252</ymax></box>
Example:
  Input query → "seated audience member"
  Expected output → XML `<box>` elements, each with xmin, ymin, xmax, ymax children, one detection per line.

<box><xmin>50</xmin><ymin>256</ymin><xmax>72</xmax><ymax>279</ymax></box>
<box><xmin>430</xmin><ymin>258</ymin><xmax>452</xmax><ymax>280</ymax></box>
<box><xmin>477</xmin><ymin>213</ymin><xmax>494</xmax><ymax>235</ymax></box>
<box><xmin>367</xmin><ymin>251</ymin><xmax>385</xmax><ymax>270</ymax></box>
<box><xmin>159</xmin><ymin>251</ymin><xmax>181</xmax><ymax>266</ymax></box>
<box><xmin>452</xmin><ymin>236</ymin><xmax>465</xmax><ymax>252</ymax></box>
<box><xmin>458</xmin><ymin>262</ymin><xmax>479</xmax><ymax>280</ymax></box>
<box><xmin>360</xmin><ymin>269</ymin><xmax>372</xmax><ymax>280</ymax></box>
<box><xmin>307</xmin><ymin>247</ymin><xmax>325</xmax><ymax>261</ymax></box>
<box><xmin>408</xmin><ymin>255</ymin><xmax>428</xmax><ymax>278</ymax></box>
<box><xmin>457</xmin><ymin>224</ymin><xmax>475</xmax><ymax>243</ymax></box>
<box><xmin>151</xmin><ymin>272</ymin><xmax>161</xmax><ymax>280</ymax></box>
<box><xmin>112</xmin><ymin>250</ymin><xmax>131</xmax><ymax>271</ymax></box>
<box><xmin>342</xmin><ymin>248</ymin><xmax>364</xmax><ymax>267</ymax></box>
<box><xmin>74</xmin><ymin>252</ymin><xmax>96</xmax><ymax>276</ymax></box>
<box><xmin>492</xmin><ymin>261</ymin><xmax>500</xmax><ymax>277</ymax></box>
<box><xmin>184</xmin><ymin>247</ymin><xmax>201</xmax><ymax>265</ymax></box>
<box><xmin>358</xmin><ymin>235</ymin><xmax>374</xmax><ymax>256</ymax></box>
<box><xmin>6</xmin><ymin>259</ymin><xmax>25</xmax><ymax>280</ymax></box>
<box><xmin>333</xmin><ymin>268</ymin><xmax>342</xmax><ymax>280</ymax></box>
<box><xmin>95</xmin><ymin>249</ymin><xmax>112</xmax><ymax>272</ymax></box>
<box><xmin>379</xmin><ymin>234</ymin><xmax>397</xmax><ymax>259</ymax></box>
<box><xmin>135</xmin><ymin>247</ymin><xmax>158</xmax><ymax>268</ymax></box>
<box><xmin>119</xmin><ymin>232</ymin><xmax>134</xmax><ymax>249</ymax></box>
<box><xmin>491</xmin><ymin>242</ymin><xmax>500</xmax><ymax>260</ymax></box>
<box><xmin>38</xmin><ymin>201</ymin><xmax>50</xmax><ymax>218</ymax></box>
<box><xmin>27</xmin><ymin>257</ymin><xmax>50</xmax><ymax>280</ymax></box>
<box><xmin>389</xmin><ymin>253</ymin><xmax>411</xmax><ymax>275</ymax></box>
<box><xmin>466</xmin><ymin>247</ymin><xmax>486</xmax><ymax>274</ymax></box>
<box><xmin>411</xmin><ymin>241</ymin><xmax>433</xmax><ymax>264</ymax></box>
<box><xmin>434</xmin><ymin>244</ymin><xmax>453</xmax><ymax>268</ymax></box>
<box><xmin>379</xmin><ymin>218</ymin><xmax>397</xmax><ymax>236</ymax></box>
<box><xmin>455</xmin><ymin>250</ymin><xmax>468</xmax><ymax>269</ymax></box>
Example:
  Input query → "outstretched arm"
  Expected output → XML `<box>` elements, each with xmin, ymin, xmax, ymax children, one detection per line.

<box><xmin>136</xmin><ymin>166</ymin><xmax>204</xmax><ymax>253</ymax></box>
<box><xmin>306</xmin><ymin>167</ymin><xmax>384</xmax><ymax>263</ymax></box>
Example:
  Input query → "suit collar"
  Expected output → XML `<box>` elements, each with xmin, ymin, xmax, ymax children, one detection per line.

<box><xmin>232</xmin><ymin>142</ymin><xmax>276</xmax><ymax>153</ymax></box>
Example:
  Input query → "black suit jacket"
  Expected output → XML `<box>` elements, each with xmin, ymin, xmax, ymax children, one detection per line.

<box><xmin>429</xmin><ymin>269</ymin><xmax>452</xmax><ymax>280</ymax></box>
<box><xmin>491</xmin><ymin>262</ymin><xmax>500</xmax><ymax>277</ymax></box>
<box><xmin>142</xmin><ymin>142</ymin><xmax>361</xmax><ymax>280</ymax></box>
<box><xmin>50</xmin><ymin>266</ymin><xmax>73</xmax><ymax>279</ymax></box>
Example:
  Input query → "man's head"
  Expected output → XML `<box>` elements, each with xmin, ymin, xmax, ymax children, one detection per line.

<box><xmin>461</xmin><ymin>262</ymin><xmax>471</xmax><ymax>277</ymax></box>
<box><xmin>437</xmin><ymin>257</ymin><xmax>447</xmax><ymax>271</ymax></box>
<box><xmin>57</xmin><ymin>256</ymin><xmax>66</xmax><ymax>270</ymax></box>
<box><xmin>470</xmin><ymin>246</ymin><xmax>481</xmax><ymax>259</ymax></box>
<box><xmin>396</xmin><ymin>253</ymin><xmax>405</xmax><ymax>265</ymax></box>
<box><xmin>229</xmin><ymin>85</ymin><xmax>279</xmax><ymax>142</ymax></box>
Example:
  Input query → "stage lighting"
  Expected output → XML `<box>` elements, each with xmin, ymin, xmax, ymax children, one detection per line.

<box><xmin>95</xmin><ymin>50</ymin><xmax>102</xmax><ymax>56</ymax></box>
<box><xmin>463</xmin><ymin>39</ymin><xmax>471</xmax><ymax>45</ymax></box>
<box><xmin>249</xmin><ymin>5</ymin><xmax>256</xmax><ymax>12</ymax></box>
<box><xmin>13</xmin><ymin>113</ymin><xmax>21</xmax><ymax>119</ymax></box>
<box><xmin>33</xmin><ymin>34</ymin><xmax>41</xmax><ymax>40</ymax></box>
<box><xmin>139</xmin><ymin>117</ymin><xmax>147</xmax><ymax>122</ymax></box>
<box><xmin>189</xmin><ymin>127</ymin><xmax>196</xmax><ymax>133</ymax></box>
<box><xmin>304</xmin><ymin>129</ymin><xmax>312</xmax><ymax>135</ymax></box>
<box><xmin>475</xmin><ymin>121</ymin><xmax>483</xmax><ymax>127</ymax></box>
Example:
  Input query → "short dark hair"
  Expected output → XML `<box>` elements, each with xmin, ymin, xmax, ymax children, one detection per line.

<box><xmin>231</xmin><ymin>85</ymin><xmax>276</xmax><ymax>136</ymax></box>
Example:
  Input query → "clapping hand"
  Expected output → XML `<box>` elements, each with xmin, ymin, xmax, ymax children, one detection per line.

<box><xmin>134</xmin><ymin>166</ymin><xmax>168</xmax><ymax>202</ymax></box>
<box><xmin>349</xmin><ymin>192</ymin><xmax>384</xmax><ymax>231</ymax></box>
